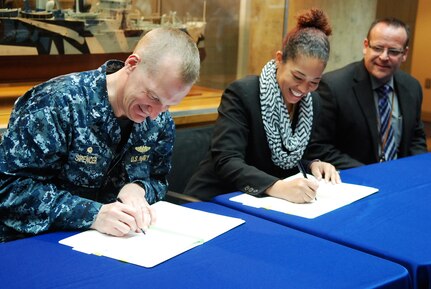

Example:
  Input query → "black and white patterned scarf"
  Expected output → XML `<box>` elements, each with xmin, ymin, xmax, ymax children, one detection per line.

<box><xmin>259</xmin><ymin>59</ymin><xmax>313</xmax><ymax>170</ymax></box>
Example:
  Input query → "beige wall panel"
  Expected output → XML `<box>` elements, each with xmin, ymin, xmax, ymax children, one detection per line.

<box><xmin>410</xmin><ymin>0</ymin><xmax>431</xmax><ymax>120</ymax></box>
<box><xmin>248</xmin><ymin>0</ymin><xmax>286</xmax><ymax>75</ymax></box>
<box><xmin>287</xmin><ymin>0</ymin><xmax>377</xmax><ymax>73</ymax></box>
<box><xmin>376</xmin><ymin>0</ymin><xmax>419</xmax><ymax>73</ymax></box>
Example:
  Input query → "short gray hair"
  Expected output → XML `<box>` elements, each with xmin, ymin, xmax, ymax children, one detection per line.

<box><xmin>134</xmin><ymin>27</ymin><xmax>200</xmax><ymax>84</ymax></box>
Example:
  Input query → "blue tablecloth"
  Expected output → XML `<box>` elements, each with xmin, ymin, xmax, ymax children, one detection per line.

<box><xmin>0</xmin><ymin>202</ymin><xmax>409</xmax><ymax>289</ymax></box>
<box><xmin>213</xmin><ymin>153</ymin><xmax>431</xmax><ymax>289</ymax></box>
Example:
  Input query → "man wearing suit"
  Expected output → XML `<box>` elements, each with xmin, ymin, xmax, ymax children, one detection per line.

<box><xmin>305</xmin><ymin>17</ymin><xmax>427</xmax><ymax>170</ymax></box>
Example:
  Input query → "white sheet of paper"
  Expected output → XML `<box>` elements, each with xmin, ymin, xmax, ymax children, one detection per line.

<box><xmin>59</xmin><ymin>201</ymin><xmax>245</xmax><ymax>267</ymax></box>
<box><xmin>229</xmin><ymin>173</ymin><xmax>378</xmax><ymax>219</ymax></box>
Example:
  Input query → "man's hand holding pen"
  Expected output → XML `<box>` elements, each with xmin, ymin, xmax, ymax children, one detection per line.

<box><xmin>91</xmin><ymin>183</ymin><xmax>156</xmax><ymax>237</ymax></box>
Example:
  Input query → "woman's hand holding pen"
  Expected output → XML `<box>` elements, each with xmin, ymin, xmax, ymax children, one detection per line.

<box><xmin>91</xmin><ymin>183</ymin><xmax>156</xmax><ymax>237</ymax></box>
<box><xmin>266</xmin><ymin>178</ymin><xmax>319</xmax><ymax>203</ymax></box>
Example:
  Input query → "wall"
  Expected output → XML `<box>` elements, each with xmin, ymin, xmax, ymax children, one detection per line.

<box><xmin>162</xmin><ymin>0</ymin><xmax>241</xmax><ymax>90</ymax></box>
<box><xmin>1</xmin><ymin>0</ymin><xmax>424</xmax><ymax>93</ymax></box>
<box><xmin>287</xmin><ymin>0</ymin><xmax>377</xmax><ymax>73</ymax></box>
<box><xmin>243</xmin><ymin>0</ymin><xmax>377</xmax><ymax>76</ymax></box>
<box><xmin>246</xmin><ymin>0</ymin><xmax>285</xmax><ymax>75</ymax></box>
<box><xmin>410</xmin><ymin>0</ymin><xmax>431</xmax><ymax>121</ymax></box>
<box><xmin>376</xmin><ymin>0</ymin><xmax>419</xmax><ymax>73</ymax></box>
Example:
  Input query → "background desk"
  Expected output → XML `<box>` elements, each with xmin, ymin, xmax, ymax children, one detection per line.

<box><xmin>0</xmin><ymin>202</ymin><xmax>409</xmax><ymax>289</ymax></box>
<box><xmin>213</xmin><ymin>153</ymin><xmax>431</xmax><ymax>289</ymax></box>
<box><xmin>0</xmin><ymin>84</ymin><xmax>222</xmax><ymax>129</ymax></box>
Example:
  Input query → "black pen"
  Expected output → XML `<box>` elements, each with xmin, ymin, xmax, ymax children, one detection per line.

<box><xmin>297</xmin><ymin>162</ymin><xmax>317</xmax><ymax>201</ymax></box>
<box><xmin>116</xmin><ymin>197</ymin><xmax>146</xmax><ymax>234</ymax></box>
<box><xmin>297</xmin><ymin>161</ymin><xmax>308</xmax><ymax>179</ymax></box>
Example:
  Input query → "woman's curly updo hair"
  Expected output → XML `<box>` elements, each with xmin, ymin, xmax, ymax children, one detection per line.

<box><xmin>281</xmin><ymin>8</ymin><xmax>332</xmax><ymax>65</ymax></box>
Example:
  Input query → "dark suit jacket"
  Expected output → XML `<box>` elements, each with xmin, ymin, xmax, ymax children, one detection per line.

<box><xmin>184</xmin><ymin>75</ymin><xmax>319</xmax><ymax>201</ymax></box>
<box><xmin>305</xmin><ymin>60</ymin><xmax>427</xmax><ymax>170</ymax></box>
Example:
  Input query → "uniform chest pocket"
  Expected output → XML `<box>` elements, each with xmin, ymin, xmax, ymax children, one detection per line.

<box><xmin>124</xmin><ymin>144</ymin><xmax>152</xmax><ymax>178</ymax></box>
<box><xmin>61</xmin><ymin>146</ymin><xmax>112</xmax><ymax>188</ymax></box>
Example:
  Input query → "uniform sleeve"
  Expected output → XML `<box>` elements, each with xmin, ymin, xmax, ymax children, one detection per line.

<box><xmin>0</xmin><ymin>102</ymin><xmax>102</xmax><ymax>236</ymax></box>
<box><xmin>129</xmin><ymin>116</ymin><xmax>175</xmax><ymax>204</ymax></box>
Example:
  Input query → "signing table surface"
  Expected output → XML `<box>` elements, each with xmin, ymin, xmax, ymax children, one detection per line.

<box><xmin>0</xmin><ymin>202</ymin><xmax>409</xmax><ymax>289</ymax></box>
<box><xmin>213</xmin><ymin>153</ymin><xmax>431</xmax><ymax>289</ymax></box>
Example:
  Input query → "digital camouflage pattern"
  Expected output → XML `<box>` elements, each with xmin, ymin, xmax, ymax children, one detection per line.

<box><xmin>0</xmin><ymin>61</ymin><xmax>175</xmax><ymax>242</ymax></box>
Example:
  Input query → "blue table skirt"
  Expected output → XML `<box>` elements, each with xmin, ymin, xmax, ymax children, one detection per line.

<box><xmin>0</xmin><ymin>202</ymin><xmax>409</xmax><ymax>289</ymax></box>
<box><xmin>213</xmin><ymin>153</ymin><xmax>431</xmax><ymax>289</ymax></box>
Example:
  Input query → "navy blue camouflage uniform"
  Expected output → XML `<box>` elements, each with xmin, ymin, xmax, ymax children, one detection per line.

<box><xmin>0</xmin><ymin>60</ymin><xmax>175</xmax><ymax>242</ymax></box>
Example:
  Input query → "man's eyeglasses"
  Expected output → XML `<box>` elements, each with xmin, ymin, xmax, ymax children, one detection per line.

<box><xmin>367</xmin><ymin>42</ymin><xmax>405</xmax><ymax>58</ymax></box>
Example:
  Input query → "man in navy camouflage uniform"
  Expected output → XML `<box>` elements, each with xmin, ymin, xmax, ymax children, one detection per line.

<box><xmin>0</xmin><ymin>28</ymin><xmax>200</xmax><ymax>242</ymax></box>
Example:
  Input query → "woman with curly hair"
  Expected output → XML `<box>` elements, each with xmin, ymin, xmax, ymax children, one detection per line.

<box><xmin>185</xmin><ymin>8</ymin><xmax>340</xmax><ymax>203</ymax></box>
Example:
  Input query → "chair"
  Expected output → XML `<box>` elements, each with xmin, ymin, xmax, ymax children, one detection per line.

<box><xmin>166</xmin><ymin>124</ymin><xmax>214</xmax><ymax>204</ymax></box>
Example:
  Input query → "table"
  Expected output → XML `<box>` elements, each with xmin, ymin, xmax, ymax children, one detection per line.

<box><xmin>0</xmin><ymin>202</ymin><xmax>409</xmax><ymax>289</ymax></box>
<box><xmin>169</xmin><ymin>85</ymin><xmax>221</xmax><ymax>128</ymax></box>
<box><xmin>0</xmin><ymin>84</ymin><xmax>222</xmax><ymax>129</ymax></box>
<box><xmin>213</xmin><ymin>153</ymin><xmax>431</xmax><ymax>289</ymax></box>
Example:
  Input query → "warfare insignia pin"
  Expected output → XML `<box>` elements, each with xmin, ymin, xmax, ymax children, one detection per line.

<box><xmin>135</xmin><ymin>145</ymin><xmax>150</xmax><ymax>153</ymax></box>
